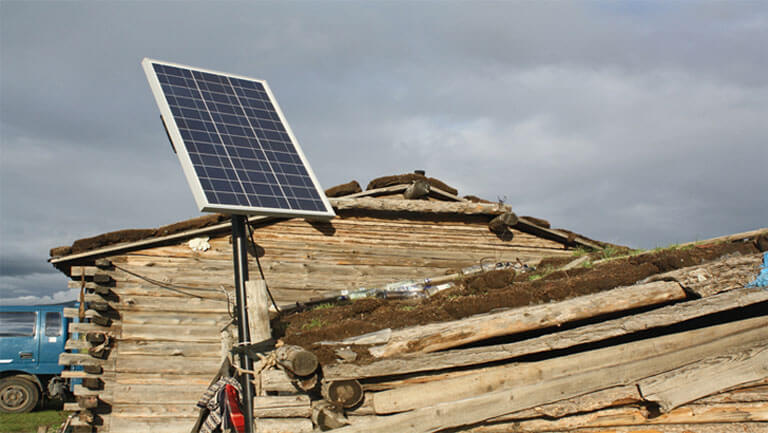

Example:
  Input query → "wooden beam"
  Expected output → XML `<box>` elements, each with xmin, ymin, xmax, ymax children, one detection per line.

<box><xmin>255</xmin><ymin>418</ymin><xmax>313</xmax><ymax>433</ymax></box>
<box><xmin>677</xmin><ymin>227</ymin><xmax>768</xmax><ymax>248</ymax></box>
<box><xmin>49</xmin><ymin>214</ymin><xmax>274</xmax><ymax>264</ymax></box>
<box><xmin>335</xmin><ymin>184</ymin><xmax>407</xmax><ymax>199</ymax></box>
<box><xmin>331</xmin><ymin>318</ymin><xmax>768</xmax><ymax>433</ymax></box>
<box><xmin>366</xmin><ymin>280</ymin><xmax>686</xmax><ymax>359</ymax></box>
<box><xmin>252</xmin><ymin>395</ymin><xmax>311</xmax><ymax>418</ymax></box>
<box><xmin>489</xmin><ymin>385</ymin><xmax>642</xmax><ymax>422</ymax></box>
<box><xmin>261</xmin><ymin>369</ymin><xmax>297</xmax><ymax>394</ymax></box>
<box><xmin>641</xmin><ymin>252</ymin><xmax>764</xmax><ymax>297</ymax></box>
<box><xmin>638</xmin><ymin>340</ymin><xmax>768</xmax><ymax>412</ymax></box>
<box><xmin>329</xmin><ymin>197</ymin><xmax>511</xmax><ymax>215</ymax></box>
<box><xmin>368</xmin><ymin>315</ymin><xmax>768</xmax><ymax>414</ymax></box>
<box><xmin>515</xmin><ymin>218</ymin><xmax>602</xmax><ymax>249</ymax></box>
<box><xmin>464</xmin><ymin>403</ymin><xmax>768</xmax><ymax>432</ymax></box>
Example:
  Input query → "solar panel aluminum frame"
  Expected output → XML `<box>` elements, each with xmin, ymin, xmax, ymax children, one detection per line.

<box><xmin>142</xmin><ymin>58</ymin><xmax>336</xmax><ymax>219</ymax></box>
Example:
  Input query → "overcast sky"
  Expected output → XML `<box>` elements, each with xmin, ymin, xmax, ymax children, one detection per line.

<box><xmin>1</xmin><ymin>1</ymin><xmax>766</xmax><ymax>305</ymax></box>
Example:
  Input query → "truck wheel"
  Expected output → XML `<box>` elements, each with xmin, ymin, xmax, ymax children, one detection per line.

<box><xmin>0</xmin><ymin>376</ymin><xmax>40</xmax><ymax>413</ymax></box>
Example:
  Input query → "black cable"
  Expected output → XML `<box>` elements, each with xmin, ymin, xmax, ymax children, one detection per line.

<box><xmin>112</xmin><ymin>263</ymin><xmax>222</xmax><ymax>300</ymax></box>
<box><xmin>246</xmin><ymin>221</ymin><xmax>281</xmax><ymax>314</ymax></box>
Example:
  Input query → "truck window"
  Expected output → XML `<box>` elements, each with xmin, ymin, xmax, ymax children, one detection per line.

<box><xmin>45</xmin><ymin>312</ymin><xmax>62</xmax><ymax>337</ymax></box>
<box><xmin>0</xmin><ymin>312</ymin><xmax>37</xmax><ymax>337</ymax></box>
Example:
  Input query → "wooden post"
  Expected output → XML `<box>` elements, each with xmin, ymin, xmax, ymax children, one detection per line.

<box><xmin>245</xmin><ymin>280</ymin><xmax>272</xmax><ymax>343</ymax></box>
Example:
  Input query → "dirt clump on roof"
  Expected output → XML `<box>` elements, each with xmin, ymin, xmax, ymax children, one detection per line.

<box><xmin>155</xmin><ymin>214</ymin><xmax>229</xmax><ymax>237</ymax></box>
<box><xmin>367</xmin><ymin>173</ymin><xmax>458</xmax><ymax>196</ymax></box>
<box><xmin>71</xmin><ymin>229</ymin><xmax>157</xmax><ymax>254</ymax></box>
<box><xmin>325</xmin><ymin>181</ymin><xmax>362</xmax><ymax>197</ymax></box>
<box><xmin>277</xmin><ymin>240</ymin><xmax>759</xmax><ymax>364</ymax></box>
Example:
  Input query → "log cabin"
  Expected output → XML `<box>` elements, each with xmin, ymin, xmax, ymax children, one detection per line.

<box><xmin>48</xmin><ymin>172</ymin><xmax>609</xmax><ymax>432</ymax></box>
<box><xmin>48</xmin><ymin>172</ymin><xmax>768</xmax><ymax>433</ymax></box>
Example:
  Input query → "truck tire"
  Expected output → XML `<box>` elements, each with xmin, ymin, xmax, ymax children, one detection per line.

<box><xmin>0</xmin><ymin>376</ymin><xmax>40</xmax><ymax>413</ymax></box>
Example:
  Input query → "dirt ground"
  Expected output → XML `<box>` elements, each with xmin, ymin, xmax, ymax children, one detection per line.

<box><xmin>275</xmin><ymin>240</ymin><xmax>760</xmax><ymax>364</ymax></box>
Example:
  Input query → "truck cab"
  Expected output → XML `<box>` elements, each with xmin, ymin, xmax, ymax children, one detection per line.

<box><xmin>0</xmin><ymin>302</ymin><xmax>75</xmax><ymax>413</ymax></box>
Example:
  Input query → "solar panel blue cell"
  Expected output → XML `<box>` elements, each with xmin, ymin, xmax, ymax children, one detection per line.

<box><xmin>143</xmin><ymin>59</ymin><xmax>334</xmax><ymax>218</ymax></box>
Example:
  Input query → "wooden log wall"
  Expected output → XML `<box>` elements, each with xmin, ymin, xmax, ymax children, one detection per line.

<box><xmin>70</xmin><ymin>214</ymin><xmax>571</xmax><ymax>307</ymax></box>
<box><xmin>57</xmin><ymin>213</ymin><xmax>572</xmax><ymax>432</ymax></box>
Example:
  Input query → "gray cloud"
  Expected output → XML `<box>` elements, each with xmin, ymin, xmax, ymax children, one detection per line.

<box><xmin>1</xmin><ymin>1</ymin><xmax>766</xmax><ymax>304</ymax></box>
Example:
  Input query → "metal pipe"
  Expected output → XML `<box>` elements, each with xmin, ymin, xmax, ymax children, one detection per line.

<box><xmin>231</xmin><ymin>214</ymin><xmax>254</xmax><ymax>433</ymax></box>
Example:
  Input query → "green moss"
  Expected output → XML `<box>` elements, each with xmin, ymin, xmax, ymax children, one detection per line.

<box><xmin>301</xmin><ymin>319</ymin><xmax>326</xmax><ymax>330</ymax></box>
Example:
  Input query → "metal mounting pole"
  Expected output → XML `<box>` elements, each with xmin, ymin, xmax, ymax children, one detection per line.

<box><xmin>231</xmin><ymin>214</ymin><xmax>254</xmax><ymax>433</ymax></box>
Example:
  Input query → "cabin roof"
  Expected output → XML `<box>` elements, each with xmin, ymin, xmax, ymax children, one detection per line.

<box><xmin>48</xmin><ymin>172</ymin><xmax>611</xmax><ymax>265</ymax></box>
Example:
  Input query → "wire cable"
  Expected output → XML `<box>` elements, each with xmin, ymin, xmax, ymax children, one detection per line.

<box><xmin>112</xmin><ymin>263</ymin><xmax>223</xmax><ymax>300</ymax></box>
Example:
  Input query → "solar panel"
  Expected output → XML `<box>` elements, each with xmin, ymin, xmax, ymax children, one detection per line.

<box><xmin>142</xmin><ymin>58</ymin><xmax>335</xmax><ymax>219</ymax></box>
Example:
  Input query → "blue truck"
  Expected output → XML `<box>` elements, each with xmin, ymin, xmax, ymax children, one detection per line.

<box><xmin>0</xmin><ymin>302</ymin><xmax>76</xmax><ymax>413</ymax></box>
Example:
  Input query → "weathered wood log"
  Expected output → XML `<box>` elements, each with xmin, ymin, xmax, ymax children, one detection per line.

<box><xmin>677</xmin><ymin>227</ymin><xmax>768</xmax><ymax>248</ymax></box>
<box><xmin>489</xmin><ymin>385</ymin><xmax>642</xmax><ymax>422</ymax></box>
<box><xmin>92</xmin><ymin>273</ymin><xmax>112</xmax><ymax>284</ymax></box>
<box><xmin>694</xmin><ymin>379</ymin><xmax>768</xmax><ymax>404</ymax></box>
<box><xmin>403</xmin><ymin>180</ymin><xmax>431</xmax><ymax>200</ymax></box>
<box><xmin>366</xmin><ymin>280</ymin><xmax>687</xmax><ymax>358</ymax></box>
<box><xmin>638</xmin><ymin>340</ymin><xmax>768</xmax><ymax>412</ymax></box>
<box><xmin>331</xmin><ymin>319</ymin><xmax>768</xmax><ymax>433</ymax></box>
<box><xmin>488</xmin><ymin>212</ymin><xmax>519</xmax><ymax>234</ymax></box>
<box><xmin>514</xmin><ymin>218</ymin><xmax>603</xmax><ymax>249</ymax></box>
<box><xmin>252</xmin><ymin>395</ymin><xmax>311</xmax><ymax>418</ymax></box>
<box><xmin>76</xmin><ymin>395</ymin><xmax>99</xmax><ymax>409</ymax></box>
<box><xmin>327</xmin><ymin>284</ymin><xmax>767</xmax><ymax>380</ymax></box>
<box><xmin>329</xmin><ymin>197</ymin><xmax>510</xmax><ymax>215</ymax></box>
<box><xmin>83</xmin><ymin>365</ymin><xmax>103</xmax><ymax>375</ymax></box>
<box><xmin>94</xmin><ymin>258</ymin><xmax>113</xmax><ymax>268</ymax></box>
<box><xmin>369</xmin><ymin>315</ymin><xmax>768</xmax><ymax>414</ymax></box>
<box><xmin>90</xmin><ymin>286</ymin><xmax>112</xmax><ymax>296</ymax></box>
<box><xmin>59</xmin><ymin>352</ymin><xmax>112</xmax><ymax>368</ymax></box>
<box><xmin>245</xmin><ymin>279</ymin><xmax>272</xmax><ymax>343</ymax></box>
<box><xmin>117</xmin><ymin>340</ymin><xmax>220</xmax><ymax>358</ymax></box>
<box><xmin>464</xmin><ymin>403</ymin><xmax>768</xmax><ymax>432</ymax></box>
<box><xmin>70</xmin><ymin>322</ymin><xmax>118</xmax><ymax>335</ymax></box>
<box><xmin>312</xmin><ymin>400</ymin><xmax>350</xmax><ymax>430</ymax></box>
<box><xmin>261</xmin><ymin>369</ymin><xmax>297</xmax><ymax>394</ymax></box>
<box><xmin>81</xmin><ymin>378</ymin><xmax>102</xmax><ymax>390</ymax></box>
<box><xmin>641</xmin><ymin>252</ymin><xmax>764</xmax><ymax>297</ymax></box>
<box><xmin>108</xmin><ymin>416</ymin><xmax>194</xmax><ymax>433</ymax></box>
<box><xmin>85</xmin><ymin>332</ymin><xmax>107</xmax><ymax>345</ymax></box>
<box><xmin>321</xmin><ymin>379</ymin><xmax>363</xmax><ymax>408</ymax></box>
<box><xmin>275</xmin><ymin>345</ymin><xmax>318</xmax><ymax>376</ymax></box>
<box><xmin>87</xmin><ymin>300</ymin><xmax>110</xmax><ymax>312</ymax></box>
<box><xmin>471</xmin><ymin>424</ymin><xmax>768</xmax><ymax>433</ymax></box>
<box><xmin>255</xmin><ymin>418</ymin><xmax>313</xmax><ymax>433</ymax></box>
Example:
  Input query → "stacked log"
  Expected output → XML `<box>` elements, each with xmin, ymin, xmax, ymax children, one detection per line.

<box><xmin>306</xmin><ymin>251</ymin><xmax>768</xmax><ymax>432</ymax></box>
